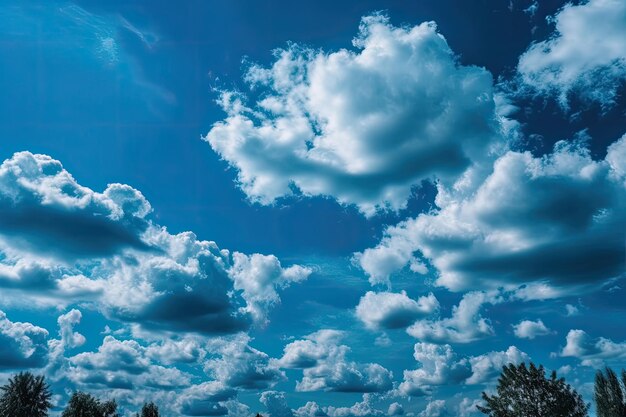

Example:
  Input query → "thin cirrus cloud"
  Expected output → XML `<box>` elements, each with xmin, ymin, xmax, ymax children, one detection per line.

<box><xmin>517</xmin><ymin>0</ymin><xmax>626</xmax><ymax>109</ymax></box>
<box><xmin>0</xmin><ymin>151</ymin><xmax>311</xmax><ymax>334</ymax></box>
<box><xmin>357</xmin><ymin>134</ymin><xmax>626</xmax><ymax>293</ymax></box>
<box><xmin>204</xmin><ymin>13</ymin><xmax>505</xmax><ymax>216</ymax></box>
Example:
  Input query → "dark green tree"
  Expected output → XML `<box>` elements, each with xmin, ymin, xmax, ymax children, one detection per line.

<box><xmin>478</xmin><ymin>362</ymin><xmax>589</xmax><ymax>417</ymax></box>
<box><xmin>595</xmin><ymin>367</ymin><xmax>626</xmax><ymax>417</ymax></box>
<box><xmin>0</xmin><ymin>372</ymin><xmax>52</xmax><ymax>417</ymax></box>
<box><xmin>141</xmin><ymin>402</ymin><xmax>160</xmax><ymax>417</ymax></box>
<box><xmin>62</xmin><ymin>392</ymin><xmax>119</xmax><ymax>417</ymax></box>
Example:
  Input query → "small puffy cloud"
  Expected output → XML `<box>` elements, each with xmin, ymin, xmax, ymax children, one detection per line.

<box><xmin>457</xmin><ymin>398</ymin><xmax>482</xmax><ymax>417</ymax></box>
<box><xmin>358</xmin><ymin>136</ymin><xmax>626</xmax><ymax>293</ymax></box>
<box><xmin>512</xmin><ymin>319</ymin><xmax>552</xmax><ymax>339</ymax></box>
<box><xmin>565</xmin><ymin>304</ymin><xmax>580</xmax><ymax>316</ymax></box>
<box><xmin>0</xmin><ymin>310</ymin><xmax>49</xmax><ymax>369</ymax></box>
<box><xmin>561</xmin><ymin>329</ymin><xmax>626</xmax><ymax>366</ymax></box>
<box><xmin>399</xmin><ymin>343</ymin><xmax>471</xmax><ymax>396</ymax></box>
<box><xmin>355</xmin><ymin>291</ymin><xmax>439</xmax><ymax>330</ymax></box>
<box><xmin>204</xmin><ymin>335</ymin><xmax>285</xmax><ymax>390</ymax></box>
<box><xmin>466</xmin><ymin>346</ymin><xmax>530</xmax><ymax>384</ymax></box>
<box><xmin>420</xmin><ymin>400</ymin><xmax>448</xmax><ymax>417</ymax></box>
<box><xmin>57</xmin><ymin>309</ymin><xmax>86</xmax><ymax>349</ymax></box>
<box><xmin>387</xmin><ymin>403</ymin><xmax>404</xmax><ymax>416</ymax></box>
<box><xmin>229</xmin><ymin>252</ymin><xmax>312</xmax><ymax>325</ymax></box>
<box><xmin>295</xmin><ymin>401</ymin><xmax>329</xmax><ymax>417</ymax></box>
<box><xmin>204</xmin><ymin>13</ymin><xmax>503</xmax><ymax>216</ymax></box>
<box><xmin>279</xmin><ymin>330</ymin><xmax>393</xmax><ymax>393</ymax></box>
<box><xmin>517</xmin><ymin>0</ymin><xmax>626</xmax><ymax>108</ymax></box>
<box><xmin>406</xmin><ymin>292</ymin><xmax>500</xmax><ymax>344</ymax></box>
<box><xmin>260</xmin><ymin>391</ymin><xmax>295</xmax><ymax>417</ymax></box>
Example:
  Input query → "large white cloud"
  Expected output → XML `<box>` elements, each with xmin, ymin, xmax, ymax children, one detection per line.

<box><xmin>0</xmin><ymin>151</ymin><xmax>151</xmax><ymax>261</ymax></box>
<box><xmin>0</xmin><ymin>151</ymin><xmax>311</xmax><ymax>335</ymax></box>
<box><xmin>279</xmin><ymin>330</ymin><xmax>393</xmax><ymax>393</ymax></box>
<box><xmin>204</xmin><ymin>14</ymin><xmax>504</xmax><ymax>215</ymax></box>
<box><xmin>518</xmin><ymin>0</ymin><xmax>626</xmax><ymax>108</ymax></box>
<box><xmin>355</xmin><ymin>291</ymin><xmax>438</xmax><ymax>330</ymax></box>
<box><xmin>357</xmin><ymin>135</ymin><xmax>626</xmax><ymax>293</ymax></box>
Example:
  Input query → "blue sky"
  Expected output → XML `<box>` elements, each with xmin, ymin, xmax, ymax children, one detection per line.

<box><xmin>0</xmin><ymin>1</ymin><xmax>625</xmax><ymax>416</ymax></box>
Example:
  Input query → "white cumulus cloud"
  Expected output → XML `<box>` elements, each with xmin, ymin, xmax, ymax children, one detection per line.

<box><xmin>355</xmin><ymin>291</ymin><xmax>438</xmax><ymax>330</ymax></box>
<box><xmin>204</xmin><ymin>14</ymin><xmax>504</xmax><ymax>216</ymax></box>
<box><xmin>518</xmin><ymin>0</ymin><xmax>626</xmax><ymax>108</ymax></box>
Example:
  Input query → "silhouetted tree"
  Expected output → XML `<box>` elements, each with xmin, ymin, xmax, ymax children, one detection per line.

<box><xmin>141</xmin><ymin>402</ymin><xmax>160</xmax><ymax>417</ymax></box>
<box><xmin>0</xmin><ymin>372</ymin><xmax>52</xmax><ymax>417</ymax></box>
<box><xmin>595</xmin><ymin>367</ymin><xmax>626</xmax><ymax>417</ymax></box>
<box><xmin>478</xmin><ymin>362</ymin><xmax>589</xmax><ymax>417</ymax></box>
<box><xmin>62</xmin><ymin>392</ymin><xmax>119</xmax><ymax>417</ymax></box>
